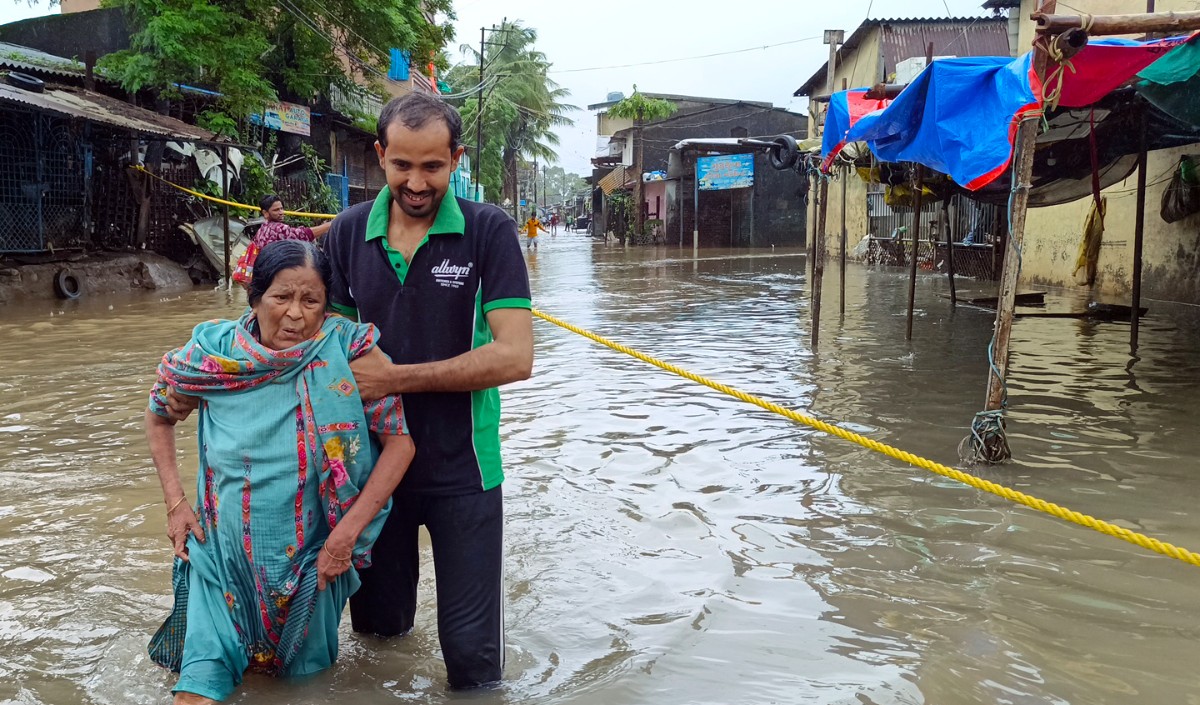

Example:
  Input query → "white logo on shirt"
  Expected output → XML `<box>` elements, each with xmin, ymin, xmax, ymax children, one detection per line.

<box><xmin>431</xmin><ymin>259</ymin><xmax>474</xmax><ymax>288</ymax></box>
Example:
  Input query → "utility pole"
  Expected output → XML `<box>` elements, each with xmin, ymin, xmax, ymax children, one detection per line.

<box><xmin>542</xmin><ymin>164</ymin><xmax>547</xmax><ymax>210</ymax></box>
<box><xmin>475</xmin><ymin>26</ymin><xmax>485</xmax><ymax>201</ymax></box>
<box><xmin>532</xmin><ymin>160</ymin><xmax>538</xmax><ymax>218</ymax></box>
<box><xmin>474</xmin><ymin>20</ymin><xmax>508</xmax><ymax>203</ymax></box>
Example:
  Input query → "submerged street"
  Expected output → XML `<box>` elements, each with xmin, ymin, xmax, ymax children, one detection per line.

<box><xmin>2</xmin><ymin>232</ymin><xmax>1199</xmax><ymax>704</ymax></box>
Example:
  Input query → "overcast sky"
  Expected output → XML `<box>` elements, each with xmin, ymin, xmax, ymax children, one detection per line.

<box><xmin>3</xmin><ymin>0</ymin><xmax>994</xmax><ymax>175</ymax></box>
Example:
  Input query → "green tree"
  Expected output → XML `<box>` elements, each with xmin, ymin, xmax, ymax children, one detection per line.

<box><xmin>101</xmin><ymin>0</ymin><xmax>454</xmax><ymax>122</ymax></box>
<box><xmin>447</xmin><ymin>21</ymin><xmax>574</xmax><ymax>212</ymax></box>
<box><xmin>606</xmin><ymin>85</ymin><xmax>675</xmax><ymax>243</ymax></box>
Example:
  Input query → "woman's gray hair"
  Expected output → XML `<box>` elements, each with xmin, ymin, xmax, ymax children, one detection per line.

<box><xmin>246</xmin><ymin>240</ymin><xmax>331</xmax><ymax>306</ymax></box>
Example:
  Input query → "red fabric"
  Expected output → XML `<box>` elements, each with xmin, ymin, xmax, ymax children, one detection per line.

<box><xmin>1057</xmin><ymin>38</ymin><xmax>1186</xmax><ymax>108</ymax></box>
<box><xmin>254</xmin><ymin>220</ymin><xmax>315</xmax><ymax>247</ymax></box>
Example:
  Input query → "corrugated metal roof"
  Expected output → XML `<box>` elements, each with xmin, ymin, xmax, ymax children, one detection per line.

<box><xmin>0</xmin><ymin>82</ymin><xmax>215</xmax><ymax>140</ymax></box>
<box><xmin>793</xmin><ymin>17</ymin><xmax>1009</xmax><ymax>97</ymax></box>
<box><xmin>0</xmin><ymin>41</ymin><xmax>87</xmax><ymax>79</ymax></box>
<box><xmin>597</xmin><ymin>165</ymin><xmax>627</xmax><ymax>195</ymax></box>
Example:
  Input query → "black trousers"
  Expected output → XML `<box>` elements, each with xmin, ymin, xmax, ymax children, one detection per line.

<box><xmin>350</xmin><ymin>485</ymin><xmax>505</xmax><ymax>688</ymax></box>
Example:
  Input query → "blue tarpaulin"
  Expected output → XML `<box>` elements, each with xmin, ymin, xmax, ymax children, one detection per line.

<box><xmin>843</xmin><ymin>55</ymin><xmax>1039</xmax><ymax>190</ymax></box>
<box><xmin>824</xmin><ymin>37</ymin><xmax>1190</xmax><ymax>191</ymax></box>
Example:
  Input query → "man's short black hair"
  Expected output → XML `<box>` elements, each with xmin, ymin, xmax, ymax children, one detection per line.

<box><xmin>259</xmin><ymin>194</ymin><xmax>282</xmax><ymax>213</ymax></box>
<box><xmin>377</xmin><ymin>93</ymin><xmax>462</xmax><ymax>152</ymax></box>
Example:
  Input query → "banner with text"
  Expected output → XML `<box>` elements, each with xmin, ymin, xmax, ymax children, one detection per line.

<box><xmin>250</xmin><ymin>101</ymin><xmax>311</xmax><ymax>136</ymax></box>
<box><xmin>696</xmin><ymin>153</ymin><xmax>754</xmax><ymax>191</ymax></box>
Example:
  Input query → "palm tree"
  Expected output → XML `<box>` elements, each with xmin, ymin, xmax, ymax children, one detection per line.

<box><xmin>447</xmin><ymin>21</ymin><xmax>575</xmax><ymax>215</ymax></box>
<box><xmin>607</xmin><ymin>86</ymin><xmax>675</xmax><ymax>242</ymax></box>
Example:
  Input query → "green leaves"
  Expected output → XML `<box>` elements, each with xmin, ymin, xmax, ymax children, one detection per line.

<box><xmin>102</xmin><ymin>0</ymin><xmax>453</xmax><ymax>122</ymax></box>
<box><xmin>447</xmin><ymin>21</ymin><xmax>575</xmax><ymax>205</ymax></box>
<box><xmin>606</xmin><ymin>85</ymin><xmax>676</xmax><ymax>123</ymax></box>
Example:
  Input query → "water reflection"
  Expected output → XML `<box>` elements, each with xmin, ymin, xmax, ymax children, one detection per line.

<box><xmin>1</xmin><ymin>233</ymin><xmax>1199</xmax><ymax>704</ymax></box>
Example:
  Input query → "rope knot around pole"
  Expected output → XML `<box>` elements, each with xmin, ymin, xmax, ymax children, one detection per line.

<box><xmin>959</xmin><ymin>409</ymin><xmax>1011</xmax><ymax>464</ymax></box>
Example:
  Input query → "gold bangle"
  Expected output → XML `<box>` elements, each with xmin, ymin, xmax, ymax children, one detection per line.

<box><xmin>166</xmin><ymin>496</ymin><xmax>188</xmax><ymax>514</ymax></box>
<box><xmin>323</xmin><ymin>544</ymin><xmax>351</xmax><ymax>562</ymax></box>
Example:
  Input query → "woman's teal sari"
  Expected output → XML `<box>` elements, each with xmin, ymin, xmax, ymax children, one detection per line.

<box><xmin>146</xmin><ymin>312</ymin><xmax>405</xmax><ymax>700</ymax></box>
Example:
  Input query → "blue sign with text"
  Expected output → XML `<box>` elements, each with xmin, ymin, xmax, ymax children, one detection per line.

<box><xmin>696</xmin><ymin>153</ymin><xmax>755</xmax><ymax>191</ymax></box>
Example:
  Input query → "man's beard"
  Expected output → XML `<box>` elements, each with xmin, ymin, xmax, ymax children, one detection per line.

<box><xmin>393</xmin><ymin>186</ymin><xmax>441</xmax><ymax>218</ymax></box>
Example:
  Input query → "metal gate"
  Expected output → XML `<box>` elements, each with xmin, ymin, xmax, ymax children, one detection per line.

<box><xmin>0</xmin><ymin>109</ymin><xmax>89</xmax><ymax>253</ymax></box>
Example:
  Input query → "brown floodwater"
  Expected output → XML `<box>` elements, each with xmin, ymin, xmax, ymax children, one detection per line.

<box><xmin>2</xmin><ymin>231</ymin><xmax>1199</xmax><ymax>704</ymax></box>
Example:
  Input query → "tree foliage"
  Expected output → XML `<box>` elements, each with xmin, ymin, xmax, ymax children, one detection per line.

<box><xmin>446</xmin><ymin>21</ymin><xmax>574</xmax><ymax>205</ymax></box>
<box><xmin>606</xmin><ymin>85</ymin><xmax>676</xmax><ymax>123</ymax></box>
<box><xmin>101</xmin><ymin>0</ymin><xmax>455</xmax><ymax>119</ymax></box>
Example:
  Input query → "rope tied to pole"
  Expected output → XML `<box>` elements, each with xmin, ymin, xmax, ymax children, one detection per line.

<box><xmin>959</xmin><ymin>409</ymin><xmax>1011</xmax><ymax>464</ymax></box>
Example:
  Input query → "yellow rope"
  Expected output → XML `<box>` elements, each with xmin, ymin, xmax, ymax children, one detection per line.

<box><xmin>531</xmin><ymin>308</ymin><xmax>1200</xmax><ymax>569</ymax></box>
<box><xmin>129</xmin><ymin>165</ymin><xmax>336</xmax><ymax>220</ymax></box>
<box><xmin>132</xmin><ymin>167</ymin><xmax>1199</xmax><ymax>568</ymax></box>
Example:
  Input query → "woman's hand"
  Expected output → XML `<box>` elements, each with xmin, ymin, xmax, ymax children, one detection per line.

<box><xmin>165</xmin><ymin>388</ymin><xmax>200</xmax><ymax>423</ymax></box>
<box><xmin>167</xmin><ymin>503</ymin><xmax>205</xmax><ymax>561</ymax></box>
<box><xmin>316</xmin><ymin>529</ymin><xmax>357</xmax><ymax>590</ymax></box>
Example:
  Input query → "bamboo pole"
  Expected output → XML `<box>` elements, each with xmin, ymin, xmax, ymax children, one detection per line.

<box><xmin>1033</xmin><ymin>9</ymin><xmax>1200</xmax><ymax>35</ymax></box>
<box><xmin>905</xmin><ymin>166</ymin><xmax>925</xmax><ymax>341</ymax></box>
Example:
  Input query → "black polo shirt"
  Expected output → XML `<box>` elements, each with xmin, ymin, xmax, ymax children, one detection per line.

<box><xmin>324</xmin><ymin>187</ymin><xmax>530</xmax><ymax>495</ymax></box>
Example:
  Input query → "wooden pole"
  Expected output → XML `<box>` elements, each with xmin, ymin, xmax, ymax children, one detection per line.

<box><xmin>839</xmin><ymin>163</ymin><xmax>848</xmax><ymax>317</ymax></box>
<box><xmin>812</xmin><ymin>176</ymin><xmax>828</xmax><ymax>349</ymax></box>
<box><xmin>221</xmin><ymin>144</ymin><xmax>231</xmax><ymax>288</ymax></box>
<box><xmin>981</xmin><ymin>1</ymin><xmax>1056</xmax><ymax>412</ymax></box>
<box><xmin>943</xmin><ymin>199</ymin><xmax>956</xmax><ymax>305</ymax></box>
<box><xmin>905</xmin><ymin>166</ymin><xmax>925</xmax><ymax>340</ymax></box>
<box><xmin>1131</xmin><ymin>108</ymin><xmax>1148</xmax><ymax>353</ymax></box>
<box><xmin>811</xmin><ymin>29</ymin><xmax>843</xmax><ymax>259</ymax></box>
<box><xmin>984</xmin><ymin>117</ymin><xmax>1040</xmax><ymax>410</ymax></box>
<box><xmin>1033</xmin><ymin>9</ymin><xmax>1200</xmax><ymax>35</ymax></box>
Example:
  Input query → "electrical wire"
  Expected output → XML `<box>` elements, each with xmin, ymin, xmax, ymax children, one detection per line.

<box><xmin>548</xmin><ymin>36</ymin><xmax>822</xmax><ymax>74</ymax></box>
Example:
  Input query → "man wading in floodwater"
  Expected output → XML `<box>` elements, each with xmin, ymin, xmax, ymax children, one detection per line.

<box><xmin>325</xmin><ymin>92</ymin><xmax>534</xmax><ymax>688</ymax></box>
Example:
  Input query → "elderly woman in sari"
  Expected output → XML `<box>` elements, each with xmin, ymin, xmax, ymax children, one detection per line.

<box><xmin>144</xmin><ymin>240</ymin><xmax>415</xmax><ymax>705</ymax></box>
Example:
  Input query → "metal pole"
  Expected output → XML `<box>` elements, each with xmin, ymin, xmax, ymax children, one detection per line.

<box><xmin>1131</xmin><ymin>108</ymin><xmax>1148</xmax><ymax>352</ymax></box>
<box><xmin>750</xmin><ymin>175</ymin><xmax>756</xmax><ymax>247</ymax></box>
<box><xmin>679</xmin><ymin>176</ymin><xmax>685</xmax><ymax>246</ymax></box>
<box><xmin>474</xmin><ymin>26</ymin><xmax>485</xmax><ymax>202</ymax></box>
<box><xmin>221</xmin><ymin>144</ymin><xmax>231</xmax><ymax>288</ymax></box>
<box><xmin>693</xmin><ymin>158</ymin><xmax>699</xmax><ymax>255</ymax></box>
<box><xmin>905</xmin><ymin>167</ymin><xmax>925</xmax><ymax>341</ymax></box>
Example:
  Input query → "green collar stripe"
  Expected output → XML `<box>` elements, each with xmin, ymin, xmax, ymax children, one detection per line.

<box><xmin>364</xmin><ymin>186</ymin><xmax>466</xmax><ymax>242</ymax></box>
<box><xmin>366</xmin><ymin>186</ymin><xmax>466</xmax><ymax>285</ymax></box>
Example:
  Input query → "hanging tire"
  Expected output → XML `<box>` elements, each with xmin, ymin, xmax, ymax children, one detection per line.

<box><xmin>6</xmin><ymin>72</ymin><xmax>45</xmax><ymax>93</ymax></box>
<box><xmin>768</xmin><ymin>135</ymin><xmax>798</xmax><ymax>171</ymax></box>
<box><xmin>53</xmin><ymin>269</ymin><xmax>81</xmax><ymax>300</ymax></box>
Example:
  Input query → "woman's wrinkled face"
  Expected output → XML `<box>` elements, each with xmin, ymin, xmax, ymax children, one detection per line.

<box><xmin>252</xmin><ymin>266</ymin><xmax>326</xmax><ymax>350</ymax></box>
